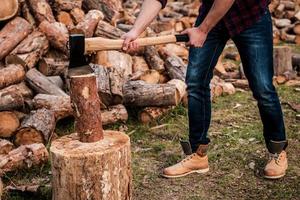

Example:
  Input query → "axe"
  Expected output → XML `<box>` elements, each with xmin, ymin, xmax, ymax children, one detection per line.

<box><xmin>68</xmin><ymin>34</ymin><xmax>189</xmax><ymax>69</ymax></box>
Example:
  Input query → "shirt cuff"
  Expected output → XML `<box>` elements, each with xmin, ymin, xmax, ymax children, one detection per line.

<box><xmin>156</xmin><ymin>0</ymin><xmax>167</xmax><ymax>8</ymax></box>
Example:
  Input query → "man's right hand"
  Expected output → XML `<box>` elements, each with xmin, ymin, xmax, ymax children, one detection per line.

<box><xmin>121</xmin><ymin>29</ymin><xmax>140</xmax><ymax>53</ymax></box>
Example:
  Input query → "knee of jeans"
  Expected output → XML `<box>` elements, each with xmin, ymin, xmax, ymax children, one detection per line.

<box><xmin>186</xmin><ymin>78</ymin><xmax>210</xmax><ymax>99</ymax></box>
<box><xmin>252</xmin><ymin>82</ymin><xmax>278</xmax><ymax>106</ymax></box>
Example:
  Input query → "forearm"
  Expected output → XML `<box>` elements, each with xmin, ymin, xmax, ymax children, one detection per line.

<box><xmin>132</xmin><ymin>0</ymin><xmax>162</xmax><ymax>35</ymax></box>
<box><xmin>199</xmin><ymin>0</ymin><xmax>235</xmax><ymax>33</ymax></box>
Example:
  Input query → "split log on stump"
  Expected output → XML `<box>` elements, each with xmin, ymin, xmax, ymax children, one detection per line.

<box><xmin>102</xmin><ymin>104</ymin><xmax>128</xmax><ymax>125</ymax></box>
<box><xmin>273</xmin><ymin>46</ymin><xmax>293</xmax><ymax>75</ymax></box>
<box><xmin>0</xmin><ymin>64</ymin><xmax>25</xmax><ymax>90</ymax></box>
<box><xmin>33</xmin><ymin>94</ymin><xmax>72</xmax><ymax>120</ymax></box>
<box><xmin>26</xmin><ymin>68</ymin><xmax>68</xmax><ymax>96</ymax></box>
<box><xmin>47</xmin><ymin>76</ymin><xmax>64</xmax><ymax>90</ymax></box>
<box><xmin>95</xmin><ymin>21</ymin><xmax>125</xmax><ymax>39</ymax></box>
<box><xmin>139</xmin><ymin>107</ymin><xmax>173</xmax><ymax>124</ymax></box>
<box><xmin>94</xmin><ymin>51</ymin><xmax>133</xmax><ymax>78</ymax></box>
<box><xmin>14</xmin><ymin>108</ymin><xmax>56</xmax><ymax>146</ymax></box>
<box><xmin>69</xmin><ymin>74</ymin><xmax>103</xmax><ymax>142</ymax></box>
<box><xmin>123</xmin><ymin>81</ymin><xmax>178</xmax><ymax>107</ymax></box>
<box><xmin>27</xmin><ymin>0</ymin><xmax>55</xmax><ymax>24</ymax></box>
<box><xmin>0</xmin><ymin>0</ymin><xmax>18</xmax><ymax>22</ymax></box>
<box><xmin>0</xmin><ymin>82</ymin><xmax>33</xmax><ymax>99</ymax></box>
<box><xmin>91</xmin><ymin>64</ymin><xmax>113</xmax><ymax>106</ymax></box>
<box><xmin>70</xmin><ymin>8</ymin><xmax>85</xmax><ymax>24</ymax></box>
<box><xmin>165</xmin><ymin>55</ymin><xmax>187</xmax><ymax>81</ymax></box>
<box><xmin>144</xmin><ymin>46</ymin><xmax>165</xmax><ymax>72</ymax></box>
<box><xmin>0</xmin><ymin>143</ymin><xmax>49</xmax><ymax>176</ymax></box>
<box><xmin>74</xmin><ymin>10</ymin><xmax>104</xmax><ymax>38</ymax></box>
<box><xmin>50</xmin><ymin>131</ymin><xmax>132</xmax><ymax>200</ymax></box>
<box><xmin>57</xmin><ymin>11</ymin><xmax>74</xmax><ymax>29</ymax></box>
<box><xmin>53</xmin><ymin>0</ymin><xmax>83</xmax><ymax>11</ymax></box>
<box><xmin>38</xmin><ymin>55</ymin><xmax>68</xmax><ymax>76</ymax></box>
<box><xmin>0</xmin><ymin>111</ymin><xmax>20</xmax><ymax>138</ymax></box>
<box><xmin>132</xmin><ymin>56</ymin><xmax>149</xmax><ymax>73</ymax></box>
<box><xmin>0</xmin><ymin>17</ymin><xmax>33</xmax><ymax>60</ymax></box>
<box><xmin>39</xmin><ymin>21</ymin><xmax>69</xmax><ymax>54</ymax></box>
<box><xmin>82</xmin><ymin>0</ymin><xmax>123</xmax><ymax>22</ymax></box>
<box><xmin>6</xmin><ymin>31</ymin><xmax>49</xmax><ymax>70</ymax></box>
<box><xmin>0</xmin><ymin>139</ymin><xmax>14</xmax><ymax>155</ymax></box>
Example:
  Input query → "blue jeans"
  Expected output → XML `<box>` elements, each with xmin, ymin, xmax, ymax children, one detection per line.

<box><xmin>186</xmin><ymin>10</ymin><xmax>286</xmax><ymax>151</ymax></box>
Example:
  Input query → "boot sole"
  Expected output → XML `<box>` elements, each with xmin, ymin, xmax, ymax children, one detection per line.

<box><xmin>264</xmin><ymin>173</ymin><xmax>286</xmax><ymax>180</ymax></box>
<box><xmin>162</xmin><ymin>168</ymin><xmax>209</xmax><ymax>179</ymax></box>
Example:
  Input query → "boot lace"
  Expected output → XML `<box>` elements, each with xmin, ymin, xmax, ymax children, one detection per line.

<box><xmin>268</xmin><ymin>153</ymin><xmax>281</xmax><ymax>165</ymax></box>
<box><xmin>182</xmin><ymin>153</ymin><xmax>197</xmax><ymax>163</ymax></box>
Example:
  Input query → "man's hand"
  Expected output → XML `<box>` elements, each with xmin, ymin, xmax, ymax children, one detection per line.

<box><xmin>182</xmin><ymin>27</ymin><xmax>208</xmax><ymax>48</ymax></box>
<box><xmin>121</xmin><ymin>29</ymin><xmax>140</xmax><ymax>53</ymax></box>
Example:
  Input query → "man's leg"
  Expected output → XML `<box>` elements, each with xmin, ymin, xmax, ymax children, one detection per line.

<box><xmin>162</xmin><ymin>22</ymin><xmax>229</xmax><ymax>178</ymax></box>
<box><xmin>232</xmin><ymin>10</ymin><xmax>287</xmax><ymax>179</ymax></box>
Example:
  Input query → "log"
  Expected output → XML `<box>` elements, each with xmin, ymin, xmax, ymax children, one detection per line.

<box><xmin>165</xmin><ymin>55</ymin><xmax>187</xmax><ymax>81</ymax></box>
<box><xmin>273</xmin><ymin>46</ymin><xmax>293</xmax><ymax>75</ymax></box>
<box><xmin>69</xmin><ymin>74</ymin><xmax>103</xmax><ymax>142</ymax></box>
<box><xmin>70</xmin><ymin>8</ymin><xmax>85</xmax><ymax>24</ymax></box>
<box><xmin>101</xmin><ymin>104</ymin><xmax>128</xmax><ymax>125</ymax></box>
<box><xmin>6</xmin><ymin>31</ymin><xmax>49</xmax><ymax>69</ymax></box>
<box><xmin>94</xmin><ymin>51</ymin><xmax>133</xmax><ymax>78</ymax></box>
<box><xmin>0</xmin><ymin>111</ymin><xmax>20</xmax><ymax>138</ymax></box>
<box><xmin>159</xmin><ymin>44</ymin><xmax>189</xmax><ymax>59</ymax></box>
<box><xmin>94</xmin><ymin>21</ymin><xmax>125</xmax><ymax>39</ymax></box>
<box><xmin>47</xmin><ymin>76</ymin><xmax>64</xmax><ymax>90</ymax></box>
<box><xmin>109</xmin><ymin>67</ymin><xmax>126</xmax><ymax>105</ymax></box>
<box><xmin>0</xmin><ymin>90</ymin><xmax>24</xmax><ymax>111</ymax></box>
<box><xmin>38</xmin><ymin>52</ymin><xmax>69</xmax><ymax>76</ymax></box>
<box><xmin>82</xmin><ymin>0</ymin><xmax>123</xmax><ymax>22</ymax></box>
<box><xmin>50</xmin><ymin>131</ymin><xmax>132</xmax><ymax>200</ymax></box>
<box><xmin>131</xmin><ymin>70</ymin><xmax>161</xmax><ymax>84</ymax></box>
<box><xmin>21</xmin><ymin>1</ymin><xmax>36</xmax><ymax>27</ymax></box>
<box><xmin>74</xmin><ymin>10</ymin><xmax>104</xmax><ymax>38</ymax></box>
<box><xmin>39</xmin><ymin>21</ymin><xmax>69</xmax><ymax>54</ymax></box>
<box><xmin>91</xmin><ymin>64</ymin><xmax>113</xmax><ymax>106</ymax></box>
<box><xmin>123</xmin><ymin>81</ymin><xmax>178</xmax><ymax>107</ymax></box>
<box><xmin>57</xmin><ymin>11</ymin><xmax>74</xmax><ymax>29</ymax></box>
<box><xmin>53</xmin><ymin>0</ymin><xmax>83</xmax><ymax>11</ymax></box>
<box><xmin>14</xmin><ymin>108</ymin><xmax>56</xmax><ymax>146</ymax></box>
<box><xmin>224</xmin><ymin>51</ymin><xmax>240</xmax><ymax>61</ymax></box>
<box><xmin>26</xmin><ymin>68</ymin><xmax>68</xmax><ymax>96</ymax></box>
<box><xmin>139</xmin><ymin>107</ymin><xmax>172</xmax><ymax>124</ymax></box>
<box><xmin>132</xmin><ymin>56</ymin><xmax>149</xmax><ymax>73</ymax></box>
<box><xmin>168</xmin><ymin>79</ymin><xmax>187</xmax><ymax>102</ymax></box>
<box><xmin>144</xmin><ymin>46</ymin><xmax>165</xmax><ymax>72</ymax></box>
<box><xmin>0</xmin><ymin>0</ymin><xmax>18</xmax><ymax>22</ymax></box>
<box><xmin>0</xmin><ymin>17</ymin><xmax>33</xmax><ymax>60</ymax></box>
<box><xmin>0</xmin><ymin>82</ymin><xmax>33</xmax><ymax>99</ymax></box>
<box><xmin>33</xmin><ymin>94</ymin><xmax>72</xmax><ymax>120</ymax></box>
<box><xmin>0</xmin><ymin>64</ymin><xmax>25</xmax><ymax>90</ymax></box>
<box><xmin>0</xmin><ymin>139</ymin><xmax>14</xmax><ymax>155</ymax></box>
<box><xmin>0</xmin><ymin>143</ymin><xmax>49</xmax><ymax>176</ymax></box>
<box><xmin>27</xmin><ymin>0</ymin><xmax>55</xmax><ymax>24</ymax></box>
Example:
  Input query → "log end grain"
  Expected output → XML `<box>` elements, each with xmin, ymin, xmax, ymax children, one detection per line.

<box><xmin>0</xmin><ymin>111</ymin><xmax>20</xmax><ymax>138</ymax></box>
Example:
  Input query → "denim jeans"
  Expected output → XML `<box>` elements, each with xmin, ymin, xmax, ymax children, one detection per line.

<box><xmin>186</xmin><ymin>10</ymin><xmax>286</xmax><ymax>152</ymax></box>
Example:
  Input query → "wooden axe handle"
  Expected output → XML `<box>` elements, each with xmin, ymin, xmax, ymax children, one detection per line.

<box><xmin>85</xmin><ymin>34</ymin><xmax>189</xmax><ymax>53</ymax></box>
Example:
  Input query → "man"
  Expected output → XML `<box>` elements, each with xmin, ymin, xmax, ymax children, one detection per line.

<box><xmin>122</xmin><ymin>0</ymin><xmax>288</xmax><ymax>179</ymax></box>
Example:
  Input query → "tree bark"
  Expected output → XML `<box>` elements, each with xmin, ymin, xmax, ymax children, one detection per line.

<box><xmin>21</xmin><ymin>1</ymin><xmax>36</xmax><ymax>27</ymax></box>
<box><xmin>70</xmin><ymin>8</ymin><xmax>85</xmax><ymax>24</ymax></box>
<box><xmin>50</xmin><ymin>131</ymin><xmax>131</xmax><ymax>200</ymax></box>
<box><xmin>6</xmin><ymin>31</ymin><xmax>49</xmax><ymax>70</ymax></box>
<box><xmin>0</xmin><ymin>111</ymin><xmax>20</xmax><ymax>138</ymax></box>
<box><xmin>47</xmin><ymin>76</ymin><xmax>64</xmax><ymax>90</ymax></box>
<box><xmin>26</xmin><ymin>68</ymin><xmax>68</xmax><ymax>96</ymax></box>
<box><xmin>14</xmin><ymin>108</ymin><xmax>56</xmax><ymax>146</ymax></box>
<box><xmin>74</xmin><ymin>10</ymin><xmax>104</xmax><ymax>38</ymax></box>
<box><xmin>0</xmin><ymin>64</ymin><xmax>25</xmax><ymax>90</ymax></box>
<box><xmin>0</xmin><ymin>143</ymin><xmax>49</xmax><ymax>176</ymax></box>
<box><xmin>109</xmin><ymin>67</ymin><xmax>126</xmax><ymax>105</ymax></box>
<box><xmin>123</xmin><ymin>81</ymin><xmax>178</xmax><ymax>107</ymax></box>
<box><xmin>38</xmin><ymin>54</ymin><xmax>68</xmax><ymax>76</ymax></box>
<box><xmin>0</xmin><ymin>17</ymin><xmax>33</xmax><ymax>60</ymax></box>
<box><xmin>94</xmin><ymin>21</ymin><xmax>125</xmax><ymax>39</ymax></box>
<box><xmin>165</xmin><ymin>55</ymin><xmax>187</xmax><ymax>81</ymax></box>
<box><xmin>0</xmin><ymin>139</ymin><xmax>14</xmax><ymax>155</ymax></box>
<box><xmin>273</xmin><ymin>46</ymin><xmax>293</xmax><ymax>75</ymax></box>
<box><xmin>53</xmin><ymin>0</ymin><xmax>83</xmax><ymax>11</ymax></box>
<box><xmin>132</xmin><ymin>56</ymin><xmax>149</xmax><ymax>73</ymax></box>
<box><xmin>139</xmin><ymin>107</ymin><xmax>172</xmax><ymax>124</ymax></box>
<box><xmin>27</xmin><ymin>0</ymin><xmax>55</xmax><ymax>24</ymax></box>
<box><xmin>69</xmin><ymin>74</ymin><xmax>103</xmax><ymax>142</ymax></box>
<box><xmin>102</xmin><ymin>104</ymin><xmax>128</xmax><ymax>125</ymax></box>
<box><xmin>131</xmin><ymin>70</ymin><xmax>160</xmax><ymax>84</ymax></box>
<box><xmin>0</xmin><ymin>91</ymin><xmax>24</xmax><ymax>111</ymax></box>
<box><xmin>144</xmin><ymin>46</ymin><xmax>165</xmax><ymax>72</ymax></box>
<box><xmin>0</xmin><ymin>82</ymin><xmax>33</xmax><ymax>99</ymax></box>
<box><xmin>39</xmin><ymin>21</ymin><xmax>69</xmax><ymax>54</ymax></box>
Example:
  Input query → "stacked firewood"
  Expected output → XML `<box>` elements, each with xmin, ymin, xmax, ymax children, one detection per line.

<box><xmin>0</xmin><ymin>0</ymin><xmax>300</xmax><ymax>176</ymax></box>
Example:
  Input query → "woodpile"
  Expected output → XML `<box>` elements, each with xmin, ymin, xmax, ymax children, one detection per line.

<box><xmin>0</xmin><ymin>0</ymin><xmax>300</xmax><ymax>190</ymax></box>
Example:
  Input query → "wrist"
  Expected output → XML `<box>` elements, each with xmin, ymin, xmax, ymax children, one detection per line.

<box><xmin>131</xmin><ymin>26</ymin><xmax>144</xmax><ymax>36</ymax></box>
<box><xmin>198</xmin><ymin>23</ymin><xmax>210</xmax><ymax>34</ymax></box>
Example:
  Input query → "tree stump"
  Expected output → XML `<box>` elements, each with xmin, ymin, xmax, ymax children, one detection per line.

<box><xmin>51</xmin><ymin>73</ymin><xmax>132</xmax><ymax>200</ymax></box>
<box><xmin>273</xmin><ymin>46</ymin><xmax>293</xmax><ymax>75</ymax></box>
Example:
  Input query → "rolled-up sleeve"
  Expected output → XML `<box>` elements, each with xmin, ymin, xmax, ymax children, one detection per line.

<box><xmin>156</xmin><ymin>0</ymin><xmax>167</xmax><ymax>8</ymax></box>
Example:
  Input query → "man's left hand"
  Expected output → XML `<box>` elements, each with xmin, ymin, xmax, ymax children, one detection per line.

<box><xmin>182</xmin><ymin>27</ymin><xmax>208</xmax><ymax>48</ymax></box>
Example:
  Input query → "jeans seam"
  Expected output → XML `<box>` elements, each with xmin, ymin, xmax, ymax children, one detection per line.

<box><xmin>198</xmin><ymin>43</ymin><xmax>220</xmax><ymax>143</ymax></box>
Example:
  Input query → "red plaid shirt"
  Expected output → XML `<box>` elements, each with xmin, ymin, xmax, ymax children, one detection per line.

<box><xmin>157</xmin><ymin>0</ymin><xmax>270</xmax><ymax>37</ymax></box>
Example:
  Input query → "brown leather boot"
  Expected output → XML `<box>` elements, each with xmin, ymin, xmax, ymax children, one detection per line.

<box><xmin>162</xmin><ymin>144</ymin><xmax>209</xmax><ymax>178</ymax></box>
<box><xmin>264</xmin><ymin>140</ymin><xmax>288</xmax><ymax>179</ymax></box>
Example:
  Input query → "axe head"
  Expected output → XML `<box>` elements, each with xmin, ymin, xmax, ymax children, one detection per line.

<box><xmin>69</xmin><ymin>34</ymin><xmax>88</xmax><ymax>68</ymax></box>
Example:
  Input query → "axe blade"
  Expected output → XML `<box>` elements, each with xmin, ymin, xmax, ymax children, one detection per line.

<box><xmin>69</xmin><ymin>34</ymin><xmax>88</xmax><ymax>68</ymax></box>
